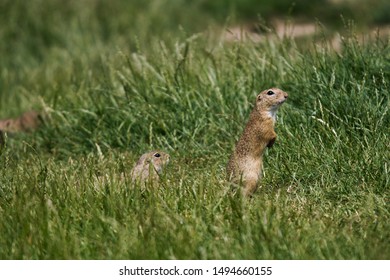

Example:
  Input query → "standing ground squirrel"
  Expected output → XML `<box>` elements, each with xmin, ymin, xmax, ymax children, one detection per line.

<box><xmin>227</xmin><ymin>88</ymin><xmax>288</xmax><ymax>196</ymax></box>
<box><xmin>129</xmin><ymin>151</ymin><xmax>170</xmax><ymax>184</ymax></box>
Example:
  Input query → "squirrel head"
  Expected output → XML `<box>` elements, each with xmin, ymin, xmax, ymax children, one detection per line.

<box><xmin>136</xmin><ymin>151</ymin><xmax>170</xmax><ymax>173</ymax></box>
<box><xmin>255</xmin><ymin>88</ymin><xmax>288</xmax><ymax>120</ymax></box>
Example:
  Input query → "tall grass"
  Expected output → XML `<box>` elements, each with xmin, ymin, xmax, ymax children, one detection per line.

<box><xmin>0</xmin><ymin>0</ymin><xmax>389</xmax><ymax>259</ymax></box>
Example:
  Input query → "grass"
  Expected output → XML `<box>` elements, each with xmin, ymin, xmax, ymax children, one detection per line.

<box><xmin>0</xmin><ymin>0</ymin><xmax>389</xmax><ymax>259</ymax></box>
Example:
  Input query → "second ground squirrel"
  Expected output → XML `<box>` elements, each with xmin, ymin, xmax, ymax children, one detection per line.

<box><xmin>227</xmin><ymin>88</ymin><xmax>288</xmax><ymax>196</ymax></box>
<box><xmin>0</xmin><ymin>111</ymin><xmax>43</xmax><ymax>133</ymax></box>
<box><xmin>129</xmin><ymin>151</ymin><xmax>170</xmax><ymax>185</ymax></box>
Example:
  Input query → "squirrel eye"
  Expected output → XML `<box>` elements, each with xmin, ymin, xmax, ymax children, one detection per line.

<box><xmin>154</xmin><ymin>153</ymin><xmax>161</xmax><ymax>158</ymax></box>
<box><xmin>267</xmin><ymin>90</ymin><xmax>275</xmax><ymax>96</ymax></box>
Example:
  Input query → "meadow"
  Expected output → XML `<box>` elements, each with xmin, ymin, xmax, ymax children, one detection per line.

<box><xmin>0</xmin><ymin>0</ymin><xmax>389</xmax><ymax>259</ymax></box>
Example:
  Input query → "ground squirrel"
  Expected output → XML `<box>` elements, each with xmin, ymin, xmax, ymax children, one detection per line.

<box><xmin>0</xmin><ymin>111</ymin><xmax>43</xmax><ymax>133</ymax></box>
<box><xmin>227</xmin><ymin>88</ymin><xmax>288</xmax><ymax>196</ymax></box>
<box><xmin>129</xmin><ymin>151</ymin><xmax>170</xmax><ymax>184</ymax></box>
<box><xmin>94</xmin><ymin>151</ymin><xmax>170</xmax><ymax>189</ymax></box>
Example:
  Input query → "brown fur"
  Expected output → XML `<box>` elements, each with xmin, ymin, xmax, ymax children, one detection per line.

<box><xmin>227</xmin><ymin>88</ymin><xmax>288</xmax><ymax>196</ymax></box>
<box><xmin>0</xmin><ymin>111</ymin><xmax>43</xmax><ymax>133</ymax></box>
<box><xmin>129</xmin><ymin>151</ymin><xmax>170</xmax><ymax>185</ymax></box>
